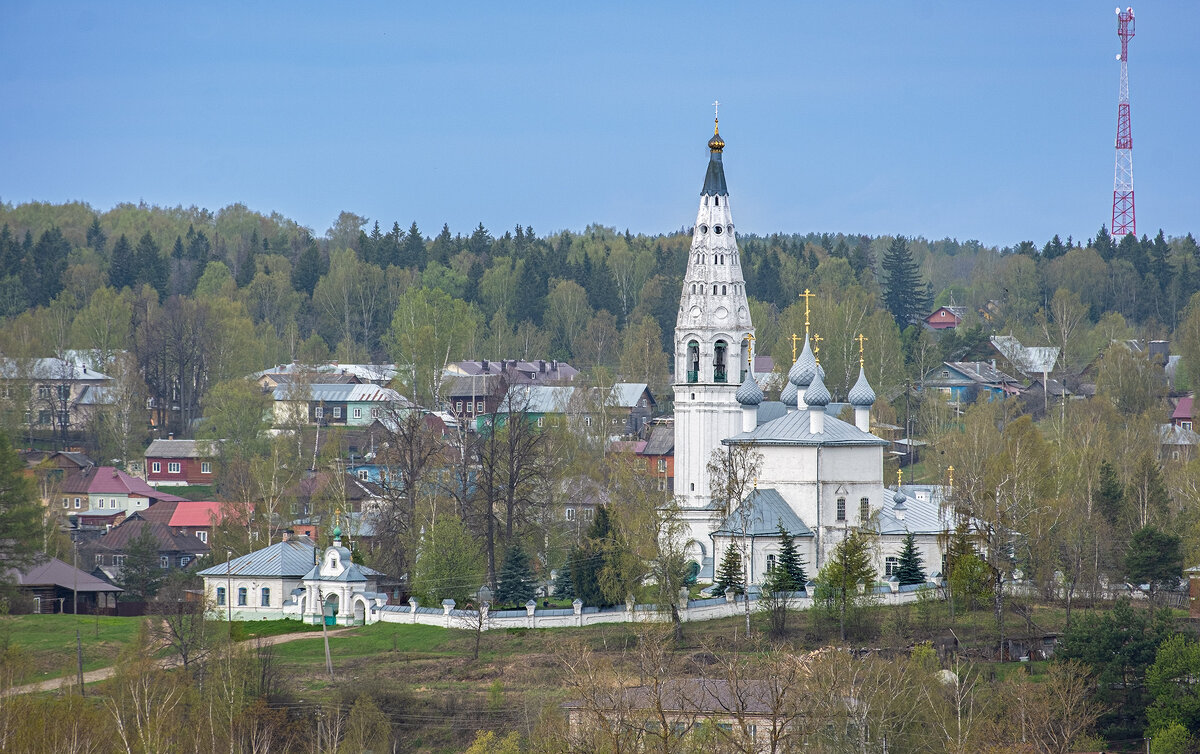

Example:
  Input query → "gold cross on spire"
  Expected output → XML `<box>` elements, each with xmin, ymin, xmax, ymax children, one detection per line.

<box><xmin>799</xmin><ymin>289</ymin><xmax>814</xmax><ymax>335</ymax></box>
<box><xmin>947</xmin><ymin>465</ymin><xmax>955</xmax><ymax>489</ymax></box>
<box><xmin>745</xmin><ymin>334</ymin><xmax>755</xmax><ymax>368</ymax></box>
<box><xmin>812</xmin><ymin>332</ymin><xmax>823</xmax><ymax>365</ymax></box>
<box><xmin>896</xmin><ymin>468</ymin><xmax>903</xmax><ymax>487</ymax></box>
<box><xmin>790</xmin><ymin>333</ymin><xmax>802</xmax><ymax>362</ymax></box>
<box><xmin>856</xmin><ymin>333</ymin><xmax>868</xmax><ymax>368</ymax></box>
<box><xmin>713</xmin><ymin>100</ymin><xmax>720</xmax><ymax>133</ymax></box>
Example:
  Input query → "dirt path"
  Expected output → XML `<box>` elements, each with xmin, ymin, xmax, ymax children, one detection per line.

<box><xmin>3</xmin><ymin>626</ymin><xmax>357</xmax><ymax>698</ymax></box>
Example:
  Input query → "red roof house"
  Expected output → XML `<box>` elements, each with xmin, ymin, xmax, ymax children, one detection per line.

<box><xmin>1173</xmin><ymin>396</ymin><xmax>1194</xmax><ymax>430</ymax></box>
<box><xmin>145</xmin><ymin>439</ymin><xmax>218</xmax><ymax>487</ymax></box>
<box><xmin>168</xmin><ymin>501</ymin><xmax>227</xmax><ymax>545</ymax></box>
<box><xmin>924</xmin><ymin>306</ymin><xmax>966</xmax><ymax>330</ymax></box>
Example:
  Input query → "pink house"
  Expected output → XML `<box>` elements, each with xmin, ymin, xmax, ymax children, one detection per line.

<box><xmin>168</xmin><ymin>501</ymin><xmax>227</xmax><ymax>545</ymax></box>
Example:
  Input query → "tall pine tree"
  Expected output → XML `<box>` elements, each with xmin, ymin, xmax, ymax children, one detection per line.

<box><xmin>766</xmin><ymin>524</ymin><xmax>807</xmax><ymax>592</ymax></box>
<box><xmin>108</xmin><ymin>233</ymin><xmax>137</xmax><ymax>291</ymax></box>
<box><xmin>881</xmin><ymin>235</ymin><xmax>929</xmax><ymax>327</ymax></box>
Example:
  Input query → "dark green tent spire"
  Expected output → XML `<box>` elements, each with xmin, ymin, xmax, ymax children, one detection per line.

<box><xmin>702</xmin><ymin>118</ymin><xmax>728</xmax><ymax>196</ymax></box>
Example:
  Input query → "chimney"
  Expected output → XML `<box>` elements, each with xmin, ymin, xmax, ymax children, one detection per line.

<box><xmin>482</xmin><ymin>359</ymin><xmax>489</xmax><ymax>373</ymax></box>
<box><xmin>539</xmin><ymin>360</ymin><xmax>546</xmax><ymax>373</ymax></box>
<box><xmin>168</xmin><ymin>432</ymin><xmax>174</xmax><ymax>440</ymax></box>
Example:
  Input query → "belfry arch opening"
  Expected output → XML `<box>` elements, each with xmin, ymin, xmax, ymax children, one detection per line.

<box><xmin>714</xmin><ymin>340</ymin><xmax>728</xmax><ymax>383</ymax></box>
<box><xmin>687</xmin><ymin>340</ymin><xmax>699</xmax><ymax>383</ymax></box>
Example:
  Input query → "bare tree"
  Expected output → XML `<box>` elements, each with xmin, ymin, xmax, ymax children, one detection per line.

<box><xmin>707</xmin><ymin>443</ymin><xmax>764</xmax><ymax>636</ymax></box>
<box><xmin>148</xmin><ymin>581</ymin><xmax>221</xmax><ymax>672</ymax></box>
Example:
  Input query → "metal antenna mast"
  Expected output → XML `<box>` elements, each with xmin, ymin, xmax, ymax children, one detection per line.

<box><xmin>1112</xmin><ymin>7</ymin><xmax>1136</xmax><ymax>237</ymax></box>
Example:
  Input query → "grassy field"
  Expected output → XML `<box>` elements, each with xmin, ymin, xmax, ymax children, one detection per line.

<box><xmin>1</xmin><ymin>613</ymin><xmax>144</xmax><ymax>683</ymax></box>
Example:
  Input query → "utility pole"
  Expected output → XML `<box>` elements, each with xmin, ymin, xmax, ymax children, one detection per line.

<box><xmin>74</xmin><ymin>540</ymin><xmax>83</xmax><ymax>694</ymax></box>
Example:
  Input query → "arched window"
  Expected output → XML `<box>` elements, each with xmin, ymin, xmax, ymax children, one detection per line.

<box><xmin>715</xmin><ymin>196</ymin><xmax>720</xmax><ymax>206</ymax></box>
<box><xmin>216</xmin><ymin>587</ymin><xmax>226</xmax><ymax>606</ymax></box>
<box><xmin>722</xmin><ymin>285</ymin><xmax>727</xmax><ymax>295</ymax></box>
<box><xmin>691</xmin><ymin>283</ymin><xmax>696</xmax><ymax>294</ymax></box>
<box><xmin>687</xmin><ymin>340</ymin><xmax>700</xmax><ymax>383</ymax></box>
<box><xmin>714</xmin><ymin>340</ymin><xmax>728</xmax><ymax>383</ymax></box>
<box><xmin>237</xmin><ymin>587</ymin><xmax>247</xmax><ymax>606</ymax></box>
<box><xmin>712</xmin><ymin>285</ymin><xmax>718</xmax><ymax>295</ymax></box>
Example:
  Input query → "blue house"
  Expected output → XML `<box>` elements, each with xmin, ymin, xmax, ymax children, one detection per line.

<box><xmin>920</xmin><ymin>361</ymin><xmax>1022</xmax><ymax>404</ymax></box>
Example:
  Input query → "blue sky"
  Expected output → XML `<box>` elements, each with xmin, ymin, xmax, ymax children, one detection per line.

<box><xmin>2</xmin><ymin>2</ymin><xmax>1197</xmax><ymax>248</ymax></box>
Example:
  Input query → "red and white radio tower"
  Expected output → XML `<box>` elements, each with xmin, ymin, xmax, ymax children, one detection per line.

<box><xmin>1111</xmin><ymin>6</ymin><xmax>1136</xmax><ymax>237</ymax></box>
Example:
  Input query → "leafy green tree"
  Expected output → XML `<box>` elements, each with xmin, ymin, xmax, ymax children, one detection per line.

<box><xmin>385</xmin><ymin>286</ymin><xmax>483</xmax><ymax>406</ymax></box>
<box><xmin>815</xmin><ymin>529</ymin><xmax>877</xmax><ymax>641</ymax></box>
<box><xmin>1146</xmin><ymin>634</ymin><xmax>1200</xmax><ymax>739</ymax></box>
<box><xmin>894</xmin><ymin>532</ymin><xmax>926</xmax><ymax>586</ymax></box>
<box><xmin>1125</xmin><ymin>526</ymin><xmax>1183</xmax><ymax>602</ymax></box>
<box><xmin>765</xmin><ymin>524</ymin><xmax>806</xmax><ymax>592</ymax></box>
<box><xmin>713</xmin><ymin>544</ymin><xmax>745</xmax><ymax>596</ymax></box>
<box><xmin>119</xmin><ymin>524</ymin><xmax>165</xmax><ymax>601</ymax></box>
<box><xmin>881</xmin><ymin>235</ymin><xmax>930</xmax><ymax>327</ymax></box>
<box><xmin>1149</xmin><ymin>722</ymin><xmax>1195</xmax><ymax>754</ymax></box>
<box><xmin>412</xmin><ymin>514</ymin><xmax>484</xmax><ymax>605</ymax></box>
<box><xmin>0</xmin><ymin>430</ymin><xmax>45</xmax><ymax>574</ymax></box>
<box><xmin>496</xmin><ymin>541</ymin><xmax>536</xmax><ymax>606</ymax></box>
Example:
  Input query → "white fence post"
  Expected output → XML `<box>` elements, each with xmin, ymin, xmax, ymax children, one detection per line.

<box><xmin>409</xmin><ymin>597</ymin><xmax>419</xmax><ymax>624</ymax></box>
<box><xmin>441</xmin><ymin>599</ymin><xmax>455</xmax><ymax>628</ymax></box>
<box><xmin>525</xmin><ymin>599</ymin><xmax>537</xmax><ymax>629</ymax></box>
<box><xmin>573</xmin><ymin>598</ymin><xmax>583</xmax><ymax>627</ymax></box>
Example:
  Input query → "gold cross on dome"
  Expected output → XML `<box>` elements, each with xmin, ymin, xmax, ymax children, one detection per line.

<box><xmin>812</xmin><ymin>332</ymin><xmax>823</xmax><ymax>364</ymax></box>
<box><xmin>896</xmin><ymin>468</ymin><xmax>903</xmax><ymax>487</ymax></box>
<box><xmin>746</xmin><ymin>333</ymin><xmax>755</xmax><ymax>368</ymax></box>
<box><xmin>790</xmin><ymin>333</ymin><xmax>801</xmax><ymax>362</ymax></box>
<box><xmin>947</xmin><ymin>465</ymin><xmax>955</xmax><ymax>488</ymax></box>
<box><xmin>799</xmin><ymin>289</ymin><xmax>814</xmax><ymax>333</ymax></box>
<box><xmin>856</xmin><ymin>333</ymin><xmax>868</xmax><ymax>367</ymax></box>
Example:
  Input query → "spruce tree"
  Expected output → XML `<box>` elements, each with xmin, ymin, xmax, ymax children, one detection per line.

<box><xmin>881</xmin><ymin>235</ymin><xmax>930</xmax><ymax>327</ymax></box>
<box><xmin>119</xmin><ymin>522</ymin><xmax>165</xmax><ymax>601</ymax></box>
<box><xmin>894</xmin><ymin>532</ymin><xmax>926</xmax><ymax>586</ymax></box>
<box><xmin>766</xmin><ymin>524</ymin><xmax>806</xmax><ymax>592</ymax></box>
<box><xmin>108</xmin><ymin>233</ymin><xmax>137</xmax><ymax>290</ymax></box>
<box><xmin>1094</xmin><ymin>460</ymin><xmax>1124</xmax><ymax>527</ymax></box>
<box><xmin>403</xmin><ymin>221</ymin><xmax>427</xmax><ymax>268</ymax></box>
<box><xmin>496</xmin><ymin>541</ymin><xmax>536</xmax><ymax>606</ymax></box>
<box><xmin>292</xmin><ymin>241</ymin><xmax>322</xmax><ymax>295</ymax></box>
<box><xmin>571</xmin><ymin>507</ymin><xmax>613</xmax><ymax>607</ymax></box>
<box><xmin>0</xmin><ymin>430</ymin><xmax>45</xmax><ymax>572</ymax></box>
<box><xmin>713</xmin><ymin>544</ymin><xmax>745</xmax><ymax>596</ymax></box>
<box><xmin>134</xmin><ymin>231</ymin><xmax>167</xmax><ymax>296</ymax></box>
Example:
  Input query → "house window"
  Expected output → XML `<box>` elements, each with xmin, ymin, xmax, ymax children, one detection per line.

<box><xmin>201</xmin><ymin>461</ymin><xmax>211</xmax><ymax>474</ymax></box>
<box><xmin>537</xmin><ymin>417</ymin><xmax>544</xmax><ymax>428</ymax></box>
<box><xmin>766</xmin><ymin>554</ymin><xmax>777</xmax><ymax>573</ymax></box>
<box><xmin>657</xmin><ymin>458</ymin><xmax>667</xmax><ymax>473</ymax></box>
<box><xmin>75</xmin><ymin>497</ymin><xmax>81</xmax><ymax>508</ymax></box>
<box><xmin>113</xmin><ymin>555</ymin><xmax>126</xmax><ymax>567</ymax></box>
<box><xmin>860</xmin><ymin>497</ymin><xmax>870</xmax><ymax>522</ymax></box>
<box><xmin>237</xmin><ymin>587</ymin><xmax>247</xmax><ymax>606</ymax></box>
<box><xmin>476</xmin><ymin>402</ymin><xmax>484</xmax><ymax>412</ymax></box>
<box><xmin>584</xmin><ymin>416</ymin><xmax>592</xmax><ymax>427</ymax></box>
<box><xmin>333</xmin><ymin>406</ymin><xmax>342</xmax><ymax>419</ymax></box>
<box><xmin>159</xmin><ymin>556</ymin><xmax>168</xmax><ymax>569</ymax></box>
<box><xmin>152</xmin><ymin>462</ymin><xmax>161</xmax><ymax>473</ymax></box>
<box><xmin>38</xmin><ymin>385</ymin><xmax>52</xmax><ymax>400</ymax></box>
<box><xmin>371</xmin><ymin>408</ymin><xmax>380</xmax><ymax>418</ymax></box>
<box><xmin>180</xmin><ymin>556</ymin><xmax>190</xmax><ymax>567</ymax></box>
<box><xmin>261</xmin><ymin>588</ymin><xmax>270</xmax><ymax>607</ymax></box>
<box><xmin>565</xmin><ymin>507</ymin><xmax>576</xmax><ymax>521</ymax></box>
<box><xmin>168</xmin><ymin>462</ymin><xmax>181</xmax><ymax>474</ymax></box>
<box><xmin>885</xmin><ymin>556</ymin><xmax>900</xmax><ymax>577</ymax></box>
<box><xmin>62</xmin><ymin>498</ymin><xmax>69</xmax><ymax>509</ymax></box>
<box><xmin>582</xmin><ymin>508</ymin><xmax>593</xmax><ymax>520</ymax></box>
<box><xmin>1183</xmin><ymin>421</ymin><xmax>1193</xmax><ymax>430</ymax></box>
<box><xmin>95</xmin><ymin>554</ymin><xmax>102</xmax><ymax>566</ymax></box>
<box><xmin>353</xmin><ymin>408</ymin><xmax>362</xmax><ymax>419</ymax></box>
<box><xmin>314</xmin><ymin>406</ymin><xmax>324</xmax><ymax>420</ymax></box>
<box><xmin>197</xmin><ymin>531</ymin><xmax>207</xmax><ymax>544</ymax></box>
<box><xmin>941</xmin><ymin>370</ymin><xmax>950</xmax><ymax>378</ymax></box>
<box><xmin>38</xmin><ymin>410</ymin><xmax>51</xmax><ymax>425</ymax></box>
<box><xmin>455</xmin><ymin>401</ymin><xmax>463</xmax><ymax>412</ymax></box>
<box><xmin>97</xmin><ymin>498</ymin><xmax>105</xmax><ymax>508</ymax></box>
<box><xmin>836</xmin><ymin>497</ymin><xmax>846</xmax><ymax>521</ymax></box>
<box><xmin>217</xmin><ymin>587</ymin><xmax>226</xmax><ymax>606</ymax></box>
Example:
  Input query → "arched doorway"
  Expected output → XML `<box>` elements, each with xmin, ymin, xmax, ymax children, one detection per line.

<box><xmin>323</xmin><ymin>593</ymin><xmax>340</xmax><ymax>626</ymax></box>
<box><xmin>353</xmin><ymin>598</ymin><xmax>366</xmax><ymax>625</ymax></box>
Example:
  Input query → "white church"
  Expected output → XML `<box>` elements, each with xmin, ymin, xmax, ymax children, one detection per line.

<box><xmin>672</xmin><ymin>117</ymin><xmax>953</xmax><ymax>587</ymax></box>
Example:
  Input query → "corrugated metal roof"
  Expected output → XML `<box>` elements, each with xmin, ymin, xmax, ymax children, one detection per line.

<box><xmin>728</xmin><ymin>411</ymin><xmax>889</xmax><ymax>447</ymax></box>
<box><xmin>272</xmin><ymin>383</ymin><xmax>406</xmax><ymax>404</ymax></box>
<box><xmin>873</xmin><ymin>486</ymin><xmax>968</xmax><ymax>536</ymax></box>
<box><xmin>145</xmin><ymin>439</ymin><xmax>217</xmax><ymax>459</ymax></box>
<box><xmin>198</xmin><ymin>538</ymin><xmax>318</xmax><ymax>578</ymax></box>
<box><xmin>9</xmin><ymin>556</ymin><xmax>123</xmax><ymax>592</ymax></box>
<box><xmin>608</xmin><ymin>383</ymin><xmax>651</xmax><ymax>408</ymax></box>
<box><xmin>713</xmin><ymin>488</ymin><xmax>814</xmax><ymax>537</ymax></box>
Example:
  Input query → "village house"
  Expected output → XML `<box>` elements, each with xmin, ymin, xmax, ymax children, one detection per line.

<box><xmin>919</xmin><ymin>361</ymin><xmax>1023</xmax><ymax>404</ymax></box>
<box><xmin>923</xmin><ymin>305</ymin><xmax>967</xmax><ymax>330</ymax></box>
<box><xmin>59</xmin><ymin>465</ymin><xmax>188</xmax><ymax>527</ymax></box>
<box><xmin>6</xmin><ymin>556</ymin><xmax>123</xmax><ymax>615</ymax></box>
<box><xmin>443</xmin><ymin>358</ymin><xmax>579</xmax><ymax>427</ymax></box>
<box><xmin>0</xmin><ymin>356</ymin><xmax>113</xmax><ymax>441</ymax></box>
<box><xmin>78</xmin><ymin>511</ymin><xmax>210</xmax><ymax>580</ymax></box>
<box><xmin>144</xmin><ymin>438</ymin><xmax>218</xmax><ymax>486</ymax></box>
<box><xmin>270</xmin><ymin>383</ymin><xmax>409</xmax><ymax>428</ymax></box>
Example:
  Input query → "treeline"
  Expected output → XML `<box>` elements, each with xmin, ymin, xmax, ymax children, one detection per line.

<box><xmin>3</xmin><ymin>200</ymin><xmax>1200</xmax><ymax>420</ymax></box>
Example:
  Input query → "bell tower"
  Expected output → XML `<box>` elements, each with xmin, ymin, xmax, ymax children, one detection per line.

<box><xmin>673</xmin><ymin>109</ymin><xmax>755</xmax><ymax>569</ymax></box>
